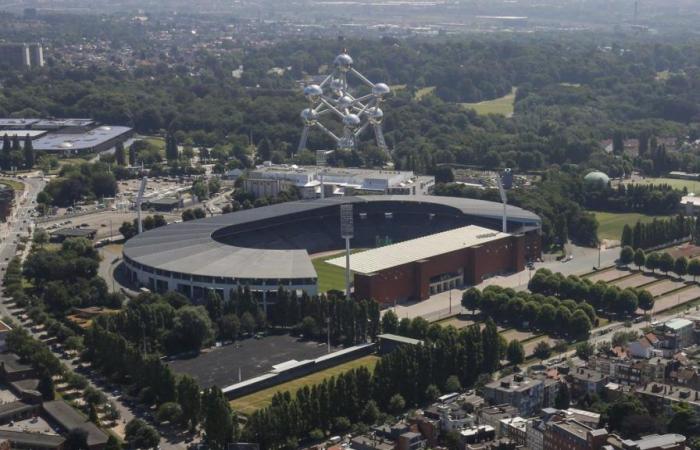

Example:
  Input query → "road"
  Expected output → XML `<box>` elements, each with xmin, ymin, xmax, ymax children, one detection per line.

<box><xmin>0</xmin><ymin>175</ymin><xmax>188</xmax><ymax>450</ymax></box>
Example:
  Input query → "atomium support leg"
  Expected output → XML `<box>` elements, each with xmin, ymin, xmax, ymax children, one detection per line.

<box><xmin>373</xmin><ymin>123</ymin><xmax>389</xmax><ymax>156</ymax></box>
<box><xmin>298</xmin><ymin>125</ymin><xmax>310</xmax><ymax>153</ymax></box>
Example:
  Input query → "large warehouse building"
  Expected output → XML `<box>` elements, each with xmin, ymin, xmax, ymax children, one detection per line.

<box><xmin>121</xmin><ymin>196</ymin><xmax>541</xmax><ymax>306</ymax></box>
<box><xmin>326</xmin><ymin>225</ymin><xmax>525</xmax><ymax>303</ymax></box>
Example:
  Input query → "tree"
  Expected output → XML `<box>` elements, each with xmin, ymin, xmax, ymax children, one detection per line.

<box><xmin>506</xmin><ymin>339</ymin><xmax>525</xmax><ymax>365</ymax></box>
<box><xmin>444</xmin><ymin>375</ymin><xmax>462</xmax><ymax>393</ymax></box>
<box><xmin>241</xmin><ymin>311</ymin><xmax>256</xmax><ymax>334</ymax></box>
<box><xmin>424</xmin><ymin>384</ymin><xmax>441</xmax><ymax>403</ymax></box>
<box><xmin>462</xmin><ymin>288</ymin><xmax>482</xmax><ymax>315</ymax></box>
<box><xmin>381</xmin><ymin>310</ymin><xmax>398</xmax><ymax>334</ymax></box>
<box><xmin>481</xmin><ymin>319</ymin><xmax>501</xmax><ymax>373</ymax></box>
<box><xmin>555</xmin><ymin>383</ymin><xmax>570</xmax><ymax>409</ymax></box>
<box><xmin>674</xmin><ymin>256</ymin><xmax>688</xmax><ymax>278</ymax></box>
<box><xmin>156</xmin><ymin>402</ymin><xmax>183</xmax><ymax>424</ymax></box>
<box><xmin>105</xmin><ymin>435</ymin><xmax>121</xmax><ymax>450</ymax></box>
<box><xmin>166</xmin><ymin>133</ymin><xmax>179</xmax><ymax>161</ymax></box>
<box><xmin>570</xmin><ymin>310</ymin><xmax>592</xmax><ymax>339</ymax></box>
<box><xmin>388</xmin><ymin>393</ymin><xmax>406</xmax><ymax>415</ymax></box>
<box><xmin>575</xmin><ymin>342</ymin><xmax>594</xmax><ymax>360</ymax></box>
<box><xmin>178</xmin><ymin>375</ymin><xmax>202</xmax><ymax>431</ymax></box>
<box><xmin>202</xmin><ymin>387</ymin><xmax>235</xmax><ymax>450</ymax></box>
<box><xmin>119</xmin><ymin>221</ymin><xmax>137</xmax><ymax>240</ymax></box>
<box><xmin>659</xmin><ymin>252</ymin><xmax>674</xmax><ymax>275</ymax></box>
<box><xmin>361</xmin><ymin>400</ymin><xmax>381</xmax><ymax>424</ymax></box>
<box><xmin>219</xmin><ymin>314</ymin><xmax>240</xmax><ymax>341</ymax></box>
<box><xmin>534</xmin><ymin>341</ymin><xmax>551</xmax><ymax>360</ymax></box>
<box><xmin>125</xmin><ymin>419</ymin><xmax>160</xmax><ymax>449</ymax></box>
<box><xmin>638</xmin><ymin>290</ymin><xmax>654</xmax><ymax>315</ymax></box>
<box><xmin>115</xmin><ymin>142</ymin><xmax>126</xmax><ymax>166</ymax></box>
<box><xmin>621</xmin><ymin>224</ymin><xmax>633</xmax><ymax>247</ymax></box>
<box><xmin>617</xmin><ymin>289</ymin><xmax>639</xmax><ymax>316</ymax></box>
<box><xmin>633</xmin><ymin>248</ymin><xmax>646</xmax><ymax>270</ymax></box>
<box><xmin>645</xmin><ymin>252</ymin><xmax>660</xmax><ymax>273</ymax></box>
<box><xmin>33</xmin><ymin>229</ymin><xmax>49</xmax><ymax>247</ymax></box>
<box><xmin>128</xmin><ymin>143</ymin><xmax>137</xmax><ymax>166</ymax></box>
<box><xmin>300</xmin><ymin>316</ymin><xmax>319</xmax><ymax>338</ymax></box>
<box><xmin>689</xmin><ymin>258</ymin><xmax>700</xmax><ymax>282</ymax></box>
<box><xmin>171</xmin><ymin>306</ymin><xmax>215</xmax><ymax>351</ymax></box>
<box><xmin>23</xmin><ymin>134</ymin><xmax>34</xmax><ymax>168</ymax></box>
<box><xmin>619</xmin><ymin>246</ymin><xmax>634</xmax><ymax>267</ymax></box>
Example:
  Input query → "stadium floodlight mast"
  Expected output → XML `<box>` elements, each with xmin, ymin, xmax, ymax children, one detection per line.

<box><xmin>340</xmin><ymin>204</ymin><xmax>354</xmax><ymax>300</ymax></box>
<box><xmin>298</xmin><ymin>50</ymin><xmax>391</xmax><ymax>158</ymax></box>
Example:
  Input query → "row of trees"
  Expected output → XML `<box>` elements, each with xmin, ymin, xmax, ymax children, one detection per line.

<box><xmin>119</xmin><ymin>214</ymin><xmax>167</xmax><ymax>239</ymax></box>
<box><xmin>620</xmin><ymin>214</ymin><xmax>693</xmax><ymax>250</ymax></box>
<box><xmin>245</xmin><ymin>320</ymin><xmax>503</xmax><ymax>448</ymax></box>
<box><xmin>620</xmin><ymin>246</ymin><xmax>700</xmax><ymax>279</ymax></box>
<box><xmin>38</xmin><ymin>162</ymin><xmax>118</xmax><ymax>207</ymax></box>
<box><xmin>584</xmin><ymin>183</ymin><xmax>684</xmax><ymax>215</ymax></box>
<box><xmin>0</xmin><ymin>133</ymin><xmax>34</xmax><ymax>170</ymax></box>
<box><xmin>528</xmin><ymin>269</ymin><xmax>654</xmax><ymax>317</ymax></box>
<box><xmin>462</xmin><ymin>285</ymin><xmax>594</xmax><ymax>339</ymax></box>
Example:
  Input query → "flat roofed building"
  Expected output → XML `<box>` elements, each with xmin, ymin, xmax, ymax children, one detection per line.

<box><xmin>42</xmin><ymin>400</ymin><xmax>108</xmax><ymax>450</ymax></box>
<box><xmin>606</xmin><ymin>433</ymin><xmax>686</xmax><ymax>450</ymax></box>
<box><xmin>245</xmin><ymin>164</ymin><xmax>435</xmax><ymax>199</ymax></box>
<box><xmin>327</xmin><ymin>225</ymin><xmax>525</xmax><ymax>304</ymax></box>
<box><xmin>0</xmin><ymin>130</ymin><xmax>48</xmax><ymax>139</ymax></box>
<box><xmin>483</xmin><ymin>374</ymin><xmax>544</xmax><ymax>417</ymax></box>
<box><xmin>32</xmin><ymin>125</ymin><xmax>132</xmax><ymax>155</ymax></box>
<box><xmin>0</xmin><ymin>119</ymin><xmax>39</xmax><ymax>129</ymax></box>
<box><xmin>0</xmin><ymin>429</ymin><xmax>65</xmax><ymax>450</ymax></box>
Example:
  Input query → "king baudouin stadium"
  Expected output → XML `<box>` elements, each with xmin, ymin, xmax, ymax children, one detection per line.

<box><xmin>122</xmin><ymin>195</ymin><xmax>542</xmax><ymax>307</ymax></box>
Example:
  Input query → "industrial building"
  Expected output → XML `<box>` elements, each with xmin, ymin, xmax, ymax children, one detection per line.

<box><xmin>243</xmin><ymin>164</ymin><xmax>435</xmax><ymax>199</ymax></box>
<box><xmin>122</xmin><ymin>195</ymin><xmax>541</xmax><ymax>304</ymax></box>
<box><xmin>327</xmin><ymin>225</ymin><xmax>529</xmax><ymax>303</ymax></box>
<box><xmin>0</xmin><ymin>119</ymin><xmax>131</xmax><ymax>155</ymax></box>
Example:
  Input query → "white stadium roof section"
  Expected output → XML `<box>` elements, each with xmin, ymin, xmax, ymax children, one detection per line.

<box><xmin>326</xmin><ymin>225</ymin><xmax>510</xmax><ymax>274</ymax></box>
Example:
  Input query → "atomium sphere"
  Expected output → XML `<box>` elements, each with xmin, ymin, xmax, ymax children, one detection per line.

<box><xmin>337</xmin><ymin>95</ymin><xmax>354</xmax><ymax>109</ymax></box>
<box><xmin>372</xmin><ymin>83</ymin><xmax>391</xmax><ymax>97</ymax></box>
<box><xmin>343</xmin><ymin>114</ymin><xmax>361</xmax><ymax>128</ymax></box>
<box><xmin>367</xmin><ymin>107</ymin><xmax>384</xmax><ymax>124</ymax></box>
<box><xmin>303</xmin><ymin>84</ymin><xmax>323</xmax><ymax>101</ymax></box>
<box><xmin>334</xmin><ymin>53</ymin><xmax>354</xmax><ymax>72</ymax></box>
<box><xmin>300</xmin><ymin>108</ymin><xmax>318</xmax><ymax>125</ymax></box>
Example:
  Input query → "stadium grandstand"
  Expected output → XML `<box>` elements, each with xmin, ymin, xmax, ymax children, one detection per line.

<box><xmin>122</xmin><ymin>195</ymin><xmax>541</xmax><ymax>306</ymax></box>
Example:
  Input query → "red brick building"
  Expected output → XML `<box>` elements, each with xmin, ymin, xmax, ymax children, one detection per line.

<box><xmin>327</xmin><ymin>225</ymin><xmax>534</xmax><ymax>305</ymax></box>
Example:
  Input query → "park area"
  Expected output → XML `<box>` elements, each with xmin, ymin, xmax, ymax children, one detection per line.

<box><xmin>0</xmin><ymin>178</ymin><xmax>24</xmax><ymax>191</ymax></box>
<box><xmin>230</xmin><ymin>355</ymin><xmax>379</xmax><ymax>415</ymax></box>
<box><xmin>594</xmin><ymin>211</ymin><xmax>669</xmax><ymax>241</ymax></box>
<box><xmin>623</xmin><ymin>176</ymin><xmax>700</xmax><ymax>193</ymax></box>
<box><xmin>461</xmin><ymin>88</ymin><xmax>517</xmax><ymax>117</ymax></box>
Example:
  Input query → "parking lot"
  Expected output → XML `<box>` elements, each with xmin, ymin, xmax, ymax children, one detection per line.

<box><xmin>168</xmin><ymin>334</ymin><xmax>339</xmax><ymax>389</ymax></box>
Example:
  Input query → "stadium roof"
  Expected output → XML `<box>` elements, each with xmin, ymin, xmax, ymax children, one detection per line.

<box><xmin>0</xmin><ymin>118</ymin><xmax>39</xmax><ymax>128</ymax></box>
<box><xmin>123</xmin><ymin>195</ymin><xmax>540</xmax><ymax>281</ymax></box>
<box><xmin>326</xmin><ymin>225</ymin><xmax>509</xmax><ymax>274</ymax></box>
<box><xmin>32</xmin><ymin>125</ymin><xmax>131</xmax><ymax>151</ymax></box>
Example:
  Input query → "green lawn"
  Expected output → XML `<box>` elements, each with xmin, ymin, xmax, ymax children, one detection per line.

<box><xmin>594</xmin><ymin>211</ymin><xmax>670</xmax><ymax>241</ymax></box>
<box><xmin>461</xmin><ymin>87</ymin><xmax>517</xmax><ymax>117</ymax></box>
<box><xmin>414</xmin><ymin>86</ymin><xmax>435</xmax><ymax>100</ymax></box>
<box><xmin>230</xmin><ymin>355</ymin><xmax>379</xmax><ymax>415</ymax></box>
<box><xmin>0</xmin><ymin>179</ymin><xmax>24</xmax><ymax>191</ymax></box>
<box><xmin>623</xmin><ymin>177</ymin><xmax>700</xmax><ymax>193</ymax></box>
<box><xmin>312</xmin><ymin>249</ymin><xmax>365</xmax><ymax>293</ymax></box>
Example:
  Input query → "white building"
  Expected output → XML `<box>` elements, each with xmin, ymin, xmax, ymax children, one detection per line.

<box><xmin>243</xmin><ymin>164</ymin><xmax>435</xmax><ymax>199</ymax></box>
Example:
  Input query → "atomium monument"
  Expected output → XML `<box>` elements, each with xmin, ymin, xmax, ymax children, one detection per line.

<box><xmin>298</xmin><ymin>50</ymin><xmax>391</xmax><ymax>157</ymax></box>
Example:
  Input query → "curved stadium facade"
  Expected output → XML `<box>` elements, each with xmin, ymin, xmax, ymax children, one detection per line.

<box><xmin>122</xmin><ymin>195</ymin><xmax>542</xmax><ymax>305</ymax></box>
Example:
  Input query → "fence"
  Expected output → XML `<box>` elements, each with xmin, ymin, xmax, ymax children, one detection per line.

<box><xmin>223</xmin><ymin>342</ymin><xmax>376</xmax><ymax>400</ymax></box>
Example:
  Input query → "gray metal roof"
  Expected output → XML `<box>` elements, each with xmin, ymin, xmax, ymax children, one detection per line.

<box><xmin>32</xmin><ymin>125</ymin><xmax>131</xmax><ymax>151</ymax></box>
<box><xmin>122</xmin><ymin>195</ymin><xmax>541</xmax><ymax>280</ymax></box>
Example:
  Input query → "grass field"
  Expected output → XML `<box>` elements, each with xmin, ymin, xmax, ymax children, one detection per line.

<box><xmin>230</xmin><ymin>355</ymin><xmax>379</xmax><ymax>415</ymax></box>
<box><xmin>0</xmin><ymin>179</ymin><xmax>24</xmax><ymax>191</ymax></box>
<box><xmin>594</xmin><ymin>211</ymin><xmax>670</xmax><ymax>241</ymax></box>
<box><xmin>461</xmin><ymin>87</ymin><xmax>517</xmax><ymax>117</ymax></box>
<box><xmin>623</xmin><ymin>177</ymin><xmax>700</xmax><ymax>193</ymax></box>
<box><xmin>414</xmin><ymin>86</ymin><xmax>435</xmax><ymax>100</ymax></box>
<box><xmin>312</xmin><ymin>249</ymin><xmax>365</xmax><ymax>293</ymax></box>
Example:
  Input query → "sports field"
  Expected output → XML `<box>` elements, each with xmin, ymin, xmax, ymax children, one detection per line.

<box><xmin>623</xmin><ymin>177</ymin><xmax>700</xmax><ymax>193</ymax></box>
<box><xmin>312</xmin><ymin>249</ymin><xmax>365</xmax><ymax>293</ymax></box>
<box><xmin>594</xmin><ymin>211</ymin><xmax>669</xmax><ymax>241</ymax></box>
<box><xmin>461</xmin><ymin>87</ymin><xmax>517</xmax><ymax>117</ymax></box>
<box><xmin>230</xmin><ymin>355</ymin><xmax>379</xmax><ymax>415</ymax></box>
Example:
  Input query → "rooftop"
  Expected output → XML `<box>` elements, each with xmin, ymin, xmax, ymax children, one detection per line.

<box><xmin>486</xmin><ymin>374</ymin><xmax>542</xmax><ymax>393</ymax></box>
<box><xmin>0</xmin><ymin>429</ymin><xmax>65</xmax><ymax>448</ymax></box>
<box><xmin>32</xmin><ymin>125</ymin><xmax>131</xmax><ymax>152</ymax></box>
<box><xmin>637</xmin><ymin>383</ymin><xmax>700</xmax><ymax>405</ymax></box>
<box><xmin>51</xmin><ymin>228</ymin><xmax>97</xmax><ymax>238</ymax></box>
<box><xmin>664</xmin><ymin>318</ymin><xmax>692</xmax><ymax>331</ymax></box>
<box><xmin>0</xmin><ymin>119</ymin><xmax>39</xmax><ymax>128</ymax></box>
<box><xmin>123</xmin><ymin>195</ymin><xmax>541</xmax><ymax>281</ymax></box>
<box><xmin>327</xmin><ymin>225</ymin><xmax>510</xmax><ymax>274</ymax></box>
<box><xmin>42</xmin><ymin>401</ymin><xmax>108</xmax><ymax>447</ymax></box>
<box><xmin>620</xmin><ymin>433</ymin><xmax>686</xmax><ymax>450</ymax></box>
<box><xmin>378</xmin><ymin>334</ymin><xmax>423</xmax><ymax>346</ymax></box>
